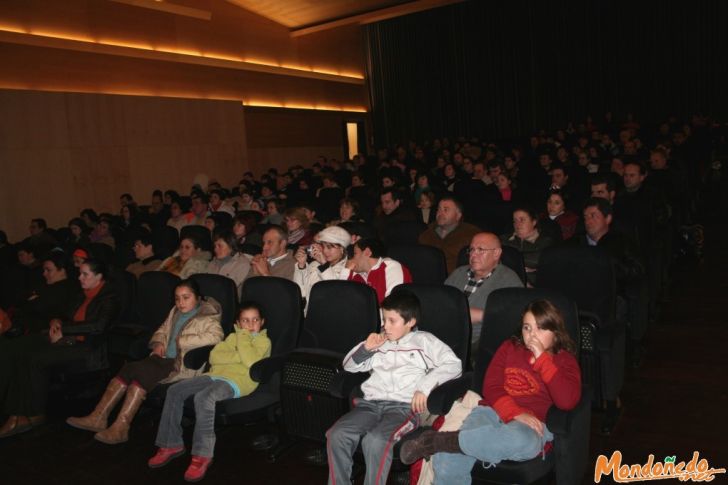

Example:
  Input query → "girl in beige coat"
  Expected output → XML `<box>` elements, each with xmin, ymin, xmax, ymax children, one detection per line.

<box><xmin>66</xmin><ymin>279</ymin><xmax>223</xmax><ymax>444</ymax></box>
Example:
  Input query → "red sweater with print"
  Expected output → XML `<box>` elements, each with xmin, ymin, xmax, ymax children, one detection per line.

<box><xmin>481</xmin><ymin>340</ymin><xmax>581</xmax><ymax>423</ymax></box>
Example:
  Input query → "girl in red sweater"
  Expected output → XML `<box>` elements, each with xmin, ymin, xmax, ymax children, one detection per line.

<box><xmin>400</xmin><ymin>299</ymin><xmax>581</xmax><ymax>484</ymax></box>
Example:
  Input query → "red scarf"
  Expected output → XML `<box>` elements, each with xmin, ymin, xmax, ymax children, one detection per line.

<box><xmin>73</xmin><ymin>281</ymin><xmax>105</xmax><ymax>323</ymax></box>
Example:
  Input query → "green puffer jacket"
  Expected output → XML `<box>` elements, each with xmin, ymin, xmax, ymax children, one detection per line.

<box><xmin>207</xmin><ymin>327</ymin><xmax>271</xmax><ymax>396</ymax></box>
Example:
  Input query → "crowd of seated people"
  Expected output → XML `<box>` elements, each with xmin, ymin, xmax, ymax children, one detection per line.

<box><xmin>0</xmin><ymin>112</ymin><xmax>722</xmax><ymax>480</ymax></box>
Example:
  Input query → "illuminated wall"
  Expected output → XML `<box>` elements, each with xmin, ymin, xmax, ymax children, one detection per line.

<box><xmin>0</xmin><ymin>0</ymin><xmax>369</xmax><ymax>240</ymax></box>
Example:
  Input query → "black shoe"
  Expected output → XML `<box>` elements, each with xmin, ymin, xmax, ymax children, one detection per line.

<box><xmin>630</xmin><ymin>344</ymin><xmax>644</xmax><ymax>369</ymax></box>
<box><xmin>251</xmin><ymin>433</ymin><xmax>279</xmax><ymax>451</ymax></box>
<box><xmin>600</xmin><ymin>406</ymin><xmax>622</xmax><ymax>436</ymax></box>
<box><xmin>303</xmin><ymin>447</ymin><xmax>328</xmax><ymax>467</ymax></box>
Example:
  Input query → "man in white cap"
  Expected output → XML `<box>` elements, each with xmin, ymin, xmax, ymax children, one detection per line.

<box><xmin>293</xmin><ymin>226</ymin><xmax>352</xmax><ymax>312</ymax></box>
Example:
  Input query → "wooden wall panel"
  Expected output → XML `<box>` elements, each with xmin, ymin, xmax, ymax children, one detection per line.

<box><xmin>0</xmin><ymin>89</ymin><xmax>248</xmax><ymax>241</ymax></box>
<box><xmin>244</xmin><ymin>106</ymin><xmax>368</xmax><ymax>175</ymax></box>
<box><xmin>247</xmin><ymin>146</ymin><xmax>345</xmax><ymax>176</ymax></box>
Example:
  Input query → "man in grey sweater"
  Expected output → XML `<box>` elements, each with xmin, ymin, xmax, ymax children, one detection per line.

<box><xmin>445</xmin><ymin>232</ymin><xmax>523</xmax><ymax>349</ymax></box>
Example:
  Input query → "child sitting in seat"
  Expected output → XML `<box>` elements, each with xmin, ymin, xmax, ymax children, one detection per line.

<box><xmin>326</xmin><ymin>291</ymin><xmax>462</xmax><ymax>485</ymax></box>
<box><xmin>399</xmin><ymin>299</ymin><xmax>581</xmax><ymax>485</ymax></box>
<box><xmin>148</xmin><ymin>301</ymin><xmax>272</xmax><ymax>482</ymax></box>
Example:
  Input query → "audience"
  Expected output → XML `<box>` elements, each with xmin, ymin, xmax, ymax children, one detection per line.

<box><xmin>445</xmin><ymin>232</ymin><xmax>523</xmax><ymax>350</ymax></box>
<box><xmin>205</xmin><ymin>230</ymin><xmax>250</xmax><ymax>299</ymax></box>
<box><xmin>0</xmin><ymin>259</ymin><xmax>120</xmax><ymax>438</ymax></box>
<box><xmin>66</xmin><ymin>279</ymin><xmax>223</xmax><ymax>444</ymax></box>
<box><xmin>418</xmin><ymin>196</ymin><xmax>480</xmax><ymax>274</ymax></box>
<box><xmin>0</xmin><ymin>112</ymin><xmax>716</xmax><ymax>477</ymax></box>
<box><xmin>342</xmin><ymin>238</ymin><xmax>412</xmax><ymax>303</ymax></box>
<box><xmin>149</xmin><ymin>301</ymin><xmax>270</xmax><ymax>481</ymax></box>
<box><xmin>247</xmin><ymin>226</ymin><xmax>296</xmax><ymax>280</ymax></box>
<box><xmin>125</xmin><ymin>230</ymin><xmax>162</xmax><ymax>278</ymax></box>
<box><xmin>294</xmin><ymin>225</ymin><xmax>351</xmax><ymax>310</ymax></box>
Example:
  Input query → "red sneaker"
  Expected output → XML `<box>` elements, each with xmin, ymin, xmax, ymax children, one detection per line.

<box><xmin>184</xmin><ymin>456</ymin><xmax>213</xmax><ymax>482</ymax></box>
<box><xmin>148</xmin><ymin>447</ymin><xmax>185</xmax><ymax>468</ymax></box>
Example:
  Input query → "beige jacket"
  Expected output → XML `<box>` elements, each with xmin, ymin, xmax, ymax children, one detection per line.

<box><xmin>149</xmin><ymin>297</ymin><xmax>224</xmax><ymax>384</ymax></box>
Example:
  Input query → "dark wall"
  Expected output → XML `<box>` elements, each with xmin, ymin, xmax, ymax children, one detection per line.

<box><xmin>366</xmin><ymin>0</ymin><xmax>728</xmax><ymax>146</ymax></box>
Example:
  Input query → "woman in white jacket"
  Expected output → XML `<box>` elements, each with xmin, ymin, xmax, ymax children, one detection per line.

<box><xmin>293</xmin><ymin>225</ymin><xmax>351</xmax><ymax>312</ymax></box>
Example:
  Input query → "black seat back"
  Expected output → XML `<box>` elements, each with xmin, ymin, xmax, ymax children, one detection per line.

<box><xmin>137</xmin><ymin>271</ymin><xmax>180</xmax><ymax>331</ymax></box>
<box><xmin>385</xmin><ymin>220</ymin><xmax>426</xmax><ymax>245</ymax></box>
<box><xmin>152</xmin><ymin>225</ymin><xmax>180</xmax><ymax>259</ymax></box>
<box><xmin>300</xmin><ymin>280</ymin><xmax>379</xmax><ymax>354</ymax></box>
<box><xmin>189</xmin><ymin>273</ymin><xmax>238</xmax><ymax>335</ymax></box>
<box><xmin>537</xmin><ymin>245</ymin><xmax>616</xmax><ymax>325</ymax></box>
<box><xmin>388</xmin><ymin>244</ymin><xmax>447</xmax><ymax>284</ymax></box>
<box><xmin>500</xmin><ymin>245</ymin><xmax>528</xmax><ymax>286</ymax></box>
<box><xmin>242</xmin><ymin>276</ymin><xmax>302</xmax><ymax>356</ymax></box>
<box><xmin>392</xmin><ymin>283</ymin><xmax>471</xmax><ymax>364</ymax></box>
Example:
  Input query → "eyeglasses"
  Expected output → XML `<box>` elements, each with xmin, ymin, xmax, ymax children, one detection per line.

<box><xmin>239</xmin><ymin>317</ymin><xmax>261</xmax><ymax>324</ymax></box>
<box><xmin>467</xmin><ymin>247</ymin><xmax>498</xmax><ymax>256</ymax></box>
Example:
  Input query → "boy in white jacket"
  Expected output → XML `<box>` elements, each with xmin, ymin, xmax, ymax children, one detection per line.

<box><xmin>326</xmin><ymin>291</ymin><xmax>462</xmax><ymax>485</ymax></box>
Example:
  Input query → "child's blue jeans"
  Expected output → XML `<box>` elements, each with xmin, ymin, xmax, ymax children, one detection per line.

<box><xmin>432</xmin><ymin>406</ymin><xmax>553</xmax><ymax>485</ymax></box>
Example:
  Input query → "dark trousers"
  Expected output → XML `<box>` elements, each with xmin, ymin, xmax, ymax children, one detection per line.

<box><xmin>1</xmin><ymin>334</ymin><xmax>90</xmax><ymax>416</ymax></box>
<box><xmin>116</xmin><ymin>355</ymin><xmax>175</xmax><ymax>392</ymax></box>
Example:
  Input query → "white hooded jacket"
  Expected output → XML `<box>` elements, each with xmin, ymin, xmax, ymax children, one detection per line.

<box><xmin>343</xmin><ymin>330</ymin><xmax>462</xmax><ymax>403</ymax></box>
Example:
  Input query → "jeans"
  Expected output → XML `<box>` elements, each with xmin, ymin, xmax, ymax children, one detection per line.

<box><xmin>432</xmin><ymin>406</ymin><xmax>553</xmax><ymax>485</ymax></box>
<box><xmin>155</xmin><ymin>376</ymin><xmax>234</xmax><ymax>458</ymax></box>
<box><xmin>326</xmin><ymin>399</ymin><xmax>417</xmax><ymax>485</ymax></box>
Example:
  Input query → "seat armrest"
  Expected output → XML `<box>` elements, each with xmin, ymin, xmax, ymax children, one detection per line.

<box><xmin>250</xmin><ymin>354</ymin><xmax>288</xmax><ymax>383</ymax></box>
<box><xmin>183</xmin><ymin>345</ymin><xmax>214</xmax><ymax>369</ymax></box>
<box><xmin>553</xmin><ymin>390</ymin><xmax>592</xmax><ymax>485</ymax></box>
<box><xmin>427</xmin><ymin>373</ymin><xmax>473</xmax><ymax>415</ymax></box>
<box><xmin>329</xmin><ymin>371</ymin><xmax>369</xmax><ymax>399</ymax></box>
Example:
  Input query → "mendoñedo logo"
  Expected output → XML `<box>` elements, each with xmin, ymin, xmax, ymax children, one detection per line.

<box><xmin>594</xmin><ymin>451</ymin><xmax>726</xmax><ymax>483</ymax></box>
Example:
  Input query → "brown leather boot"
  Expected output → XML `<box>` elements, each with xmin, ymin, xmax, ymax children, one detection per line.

<box><xmin>0</xmin><ymin>416</ymin><xmax>21</xmax><ymax>438</ymax></box>
<box><xmin>67</xmin><ymin>378</ymin><xmax>127</xmax><ymax>432</ymax></box>
<box><xmin>94</xmin><ymin>384</ymin><xmax>146</xmax><ymax>444</ymax></box>
<box><xmin>399</xmin><ymin>430</ymin><xmax>462</xmax><ymax>465</ymax></box>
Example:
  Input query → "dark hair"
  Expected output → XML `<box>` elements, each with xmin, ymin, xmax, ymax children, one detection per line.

<box><xmin>590</xmin><ymin>174</ymin><xmax>615</xmax><ymax>192</ymax></box>
<box><xmin>176</xmin><ymin>278</ymin><xmax>202</xmax><ymax>299</ymax></box>
<box><xmin>120</xmin><ymin>193</ymin><xmax>133</xmax><ymax>201</ymax></box>
<box><xmin>43</xmin><ymin>251</ymin><xmax>71</xmax><ymax>273</ymax></box>
<box><xmin>17</xmin><ymin>241</ymin><xmax>38</xmax><ymax>257</ymax></box>
<box><xmin>152</xmin><ymin>189</ymin><xmax>163</xmax><ymax>199</ymax></box>
<box><xmin>380</xmin><ymin>187</ymin><xmax>403</xmax><ymax>202</ymax></box>
<box><xmin>82</xmin><ymin>258</ymin><xmax>109</xmax><ymax>280</ymax></box>
<box><xmin>624</xmin><ymin>160</ymin><xmax>647</xmax><ymax>175</ymax></box>
<box><xmin>381</xmin><ymin>291</ymin><xmax>421</xmax><ymax>325</ymax></box>
<box><xmin>164</xmin><ymin>190</ymin><xmax>180</xmax><ymax>201</ymax></box>
<box><xmin>264</xmin><ymin>224</ymin><xmax>288</xmax><ymax>242</ymax></box>
<box><xmin>180</xmin><ymin>233</ymin><xmax>202</xmax><ymax>250</ymax></box>
<box><xmin>68</xmin><ymin>217</ymin><xmax>88</xmax><ymax>232</ymax></box>
<box><xmin>191</xmin><ymin>192</ymin><xmax>209</xmax><ymax>204</ymax></box>
<box><xmin>583</xmin><ymin>197</ymin><xmax>613</xmax><ymax>217</ymax></box>
<box><xmin>237</xmin><ymin>301</ymin><xmax>266</xmax><ymax>325</ymax></box>
<box><xmin>212</xmin><ymin>229</ymin><xmax>239</xmax><ymax>254</ymax></box>
<box><xmin>438</xmin><ymin>195</ymin><xmax>464</xmax><ymax>214</ymax></box>
<box><xmin>354</xmin><ymin>238</ymin><xmax>386</xmax><ymax>259</ymax></box>
<box><xmin>81</xmin><ymin>209</ymin><xmax>100</xmax><ymax>224</ymax></box>
<box><xmin>210</xmin><ymin>188</ymin><xmax>225</xmax><ymax>199</ymax></box>
<box><xmin>0</xmin><ymin>230</ymin><xmax>7</xmax><ymax>245</ymax></box>
<box><xmin>31</xmin><ymin>218</ymin><xmax>47</xmax><ymax>230</ymax></box>
<box><xmin>512</xmin><ymin>299</ymin><xmax>576</xmax><ymax>355</ymax></box>
<box><xmin>134</xmin><ymin>229</ymin><xmax>154</xmax><ymax>248</ymax></box>
<box><xmin>512</xmin><ymin>205</ymin><xmax>539</xmax><ymax>221</ymax></box>
<box><xmin>339</xmin><ymin>197</ymin><xmax>359</xmax><ymax>213</ymax></box>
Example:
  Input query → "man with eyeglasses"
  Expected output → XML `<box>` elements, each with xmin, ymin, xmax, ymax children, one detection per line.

<box><xmin>444</xmin><ymin>233</ymin><xmax>522</xmax><ymax>349</ymax></box>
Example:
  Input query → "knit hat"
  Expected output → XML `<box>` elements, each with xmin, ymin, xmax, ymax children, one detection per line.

<box><xmin>316</xmin><ymin>226</ymin><xmax>351</xmax><ymax>248</ymax></box>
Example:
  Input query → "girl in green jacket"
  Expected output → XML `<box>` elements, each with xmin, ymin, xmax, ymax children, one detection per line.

<box><xmin>148</xmin><ymin>301</ymin><xmax>272</xmax><ymax>481</ymax></box>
